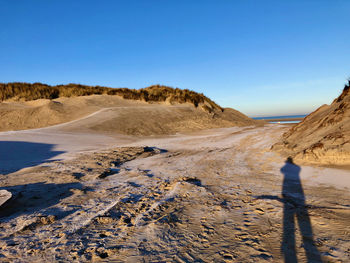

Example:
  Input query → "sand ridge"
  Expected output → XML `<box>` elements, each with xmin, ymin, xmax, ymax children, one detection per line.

<box><xmin>0</xmin><ymin>94</ymin><xmax>259</xmax><ymax>135</ymax></box>
<box><xmin>273</xmin><ymin>83</ymin><xmax>350</xmax><ymax>166</ymax></box>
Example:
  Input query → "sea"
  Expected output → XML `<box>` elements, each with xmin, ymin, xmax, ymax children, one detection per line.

<box><xmin>252</xmin><ymin>114</ymin><xmax>307</xmax><ymax>124</ymax></box>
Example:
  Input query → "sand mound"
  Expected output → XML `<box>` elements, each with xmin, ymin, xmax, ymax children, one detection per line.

<box><xmin>273</xmin><ymin>81</ymin><xmax>350</xmax><ymax>166</ymax></box>
<box><xmin>0</xmin><ymin>190</ymin><xmax>12</xmax><ymax>207</ymax></box>
<box><xmin>0</xmin><ymin>94</ymin><xmax>258</xmax><ymax>135</ymax></box>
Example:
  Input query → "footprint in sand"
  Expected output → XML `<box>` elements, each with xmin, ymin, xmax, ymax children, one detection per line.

<box><xmin>254</xmin><ymin>208</ymin><xmax>265</xmax><ymax>215</ymax></box>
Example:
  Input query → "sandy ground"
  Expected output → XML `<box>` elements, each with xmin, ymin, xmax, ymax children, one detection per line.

<box><xmin>0</xmin><ymin>122</ymin><xmax>350</xmax><ymax>262</ymax></box>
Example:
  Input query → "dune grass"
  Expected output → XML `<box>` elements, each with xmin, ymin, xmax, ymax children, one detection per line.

<box><xmin>0</xmin><ymin>83</ymin><xmax>222</xmax><ymax>111</ymax></box>
<box><xmin>335</xmin><ymin>79</ymin><xmax>350</xmax><ymax>103</ymax></box>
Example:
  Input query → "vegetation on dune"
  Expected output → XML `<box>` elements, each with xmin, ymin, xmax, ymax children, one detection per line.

<box><xmin>335</xmin><ymin>79</ymin><xmax>350</xmax><ymax>103</ymax></box>
<box><xmin>343</xmin><ymin>79</ymin><xmax>350</xmax><ymax>93</ymax></box>
<box><xmin>0</xmin><ymin>82</ymin><xmax>222</xmax><ymax>111</ymax></box>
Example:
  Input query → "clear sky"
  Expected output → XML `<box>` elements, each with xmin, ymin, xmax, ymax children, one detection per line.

<box><xmin>0</xmin><ymin>1</ymin><xmax>349</xmax><ymax>116</ymax></box>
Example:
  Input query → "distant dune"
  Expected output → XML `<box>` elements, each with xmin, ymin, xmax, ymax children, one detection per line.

<box><xmin>0</xmin><ymin>84</ymin><xmax>260</xmax><ymax>135</ymax></box>
<box><xmin>273</xmin><ymin>81</ymin><xmax>350</xmax><ymax>166</ymax></box>
<box><xmin>0</xmin><ymin>83</ymin><xmax>222</xmax><ymax>112</ymax></box>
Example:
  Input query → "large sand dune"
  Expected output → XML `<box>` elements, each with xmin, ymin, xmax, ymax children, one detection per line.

<box><xmin>273</xmin><ymin>82</ymin><xmax>350</xmax><ymax>166</ymax></box>
<box><xmin>0</xmin><ymin>95</ymin><xmax>258</xmax><ymax>135</ymax></box>
<box><xmin>0</xmin><ymin>93</ymin><xmax>259</xmax><ymax>174</ymax></box>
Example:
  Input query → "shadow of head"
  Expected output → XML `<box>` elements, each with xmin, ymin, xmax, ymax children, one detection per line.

<box><xmin>281</xmin><ymin>156</ymin><xmax>301</xmax><ymax>181</ymax></box>
<box><xmin>0</xmin><ymin>141</ymin><xmax>65</xmax><ymax>174</ymax></box>
<box><xmin>286</xmin><ymin>156</ymin><xmax>294</xmax><ymax>164</ymax></box>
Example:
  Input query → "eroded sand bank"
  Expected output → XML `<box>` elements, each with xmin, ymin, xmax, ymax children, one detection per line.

<box><xmin>0</xmin><ymin>124</ymin><xmax>349</xmax><ymax>262</ymax></box>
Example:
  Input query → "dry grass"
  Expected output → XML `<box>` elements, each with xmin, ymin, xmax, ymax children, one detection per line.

<box><xmin>0</xmin><ymin>83</ymin><xmax>222</xmax><ymax>111</ymax></box>
<box><xmin>334</xmin><ymin>79</ymin><xmax>350</xmax><ymax>103</ymax></box>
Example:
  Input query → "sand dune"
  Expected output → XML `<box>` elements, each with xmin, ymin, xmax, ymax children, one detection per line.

<box><xmin>0</xmin><ymin>95</ymin><xmax>259</xmax><ymax>135</ymax></box>
<box><xmin>0</xmin><ymin>93</ymin><xmax>259</xmax><ymax>174</ymax></box>
<box><xmin>1</xmin><ymin>90</ymin><xmax>349</xmax><ymax>262</ymax></box>
<box><xmin>273</xmin><ymin>82</ymin><xmax>350</xmax><ymax>166</ymax></box>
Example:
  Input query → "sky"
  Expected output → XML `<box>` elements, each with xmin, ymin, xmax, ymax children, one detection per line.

<box><xmin>0</xmin><ymin>0</ymin><xmax>349</xmax><ymax>116</ymax></box>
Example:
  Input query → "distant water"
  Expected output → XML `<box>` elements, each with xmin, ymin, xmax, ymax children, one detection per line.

<box><xmin>252</xmin><ymin>114</ymin><xmax>307</xmax><ymax>124</ymax></box>
<box><xmin>269</xmin><ymin>120</ymin><xmax>301</xmax><ymax>124</ymax></box>
<box><xmin>252</xmin><ymin>115</ymin><xmax>307</xmax><ymax>120</ymax></box>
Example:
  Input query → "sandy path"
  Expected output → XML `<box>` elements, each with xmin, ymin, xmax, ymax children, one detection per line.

<box><xmin>0</xmin><ymin>124</ymin><xmax>349</xmax><ymax>262</ymax></box>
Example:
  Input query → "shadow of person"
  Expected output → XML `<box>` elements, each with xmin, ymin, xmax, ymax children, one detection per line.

<box><xmin>281</xmin><ymin>157</ymin><xmax>322</xmax><ymax>262</ymax></box>
<box><xmin>257</xmin><ymin>157</ymin><xmax>322</xmax><ymax>262</ymax></box>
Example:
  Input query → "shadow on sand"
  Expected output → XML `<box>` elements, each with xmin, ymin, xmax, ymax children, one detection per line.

<box><xmin>0</xmin><ymin>182</ymin><xmax>93</xmax><ymax>219</ymax></box>
<box><xmin>258</xmin><ymin>157</ymin><xmax>322</xmax><ymax>262</ymax></box>
<box><xmin>0</xmin><ymin>141</ymin><xmax>65</xmax><ymax>174</ymax></box>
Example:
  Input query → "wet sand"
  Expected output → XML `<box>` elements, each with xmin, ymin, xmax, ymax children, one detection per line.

<box><xmin>0</xmin><ymin>124</ymin><xmax>349</xmax><ymax>262</ymax></box>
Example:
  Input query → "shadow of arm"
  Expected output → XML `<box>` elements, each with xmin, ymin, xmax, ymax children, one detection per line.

<box><xmin>255</xmin><ymin>195</ymin><xmax>283</xmax><ymax>202</ymax></box>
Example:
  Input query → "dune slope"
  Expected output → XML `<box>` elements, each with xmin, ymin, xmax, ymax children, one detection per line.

<box><xmin>273</xmin><ymin>81</ymin><xmax>350</xmax><ymax>165</ymax></box>
<box><xmin>0</xmin><ymin>94</ymin><xmax>258</xmax><ymax>135</ymax></box>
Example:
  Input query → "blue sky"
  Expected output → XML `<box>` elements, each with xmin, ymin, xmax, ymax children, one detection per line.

<box><xmin>0</xmin><ymin>1</ymin><xmax>349</xmax><ymax>116</ymax></box>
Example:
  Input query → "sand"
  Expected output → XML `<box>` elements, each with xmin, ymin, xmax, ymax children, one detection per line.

<box><xmin>0</xmin><ymin>119</ymin><xmax>349</xmax><ymax>262</ymax></box>
<box><xmin>274</xmin><ymin>86</ymin><xmax>350</xmax><ymax>166</ymax></box>
<box><xmin>0</xmin><ymin>95</ymin><xmax>258</xmax><ymax>135</ymax></box>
